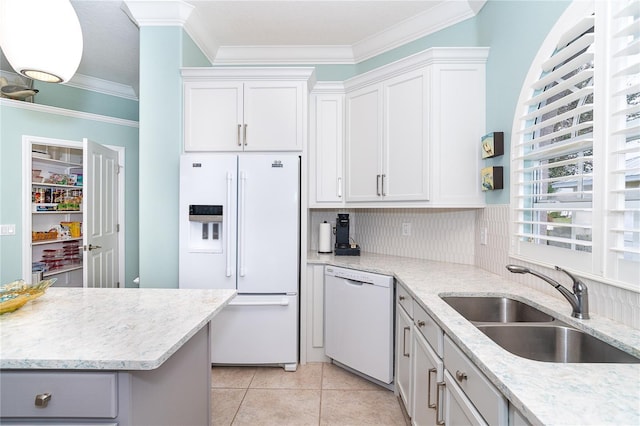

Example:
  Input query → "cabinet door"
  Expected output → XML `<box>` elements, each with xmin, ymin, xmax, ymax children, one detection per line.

<box><xmin>243</xmin><ymin>81</ymin><xmax>304</xmax><ymax>151</ymax></box>
<box><xmin>396</xmin><ymin>304</ymin><xmax>413</xmax><ymax>414</ymax></box>
<box><xmin>412</xmin><ymin>329</ymin><xmax>443</xmax><ymax>426</ymax></box>
<box><xmin>184</xmin><ymin>81</ymin><xmax>243</xmax><ymax>152</ymax></box>
<box><xmin>430</xmin><ymin>63</ymin><xmax>485</xmax><ymax>205</ymax></box>
<box><xmin>311</xmin><ymin>93</ymin><xmax>344</xmax><ymax>205</ymax></box>
<box><xmin>345</xmin><ymin>85</ymin><xmax>382</xmax><ymax>202</ymax></box>
<box><xmin>383</xmin><ymin>69</ymin><xmax>429</xmax><ymax>201</ymax></box>
<box><xmin>444</xmin><ymin>370</ymin><xmax>487</xmax><ymax>426</ymax></box>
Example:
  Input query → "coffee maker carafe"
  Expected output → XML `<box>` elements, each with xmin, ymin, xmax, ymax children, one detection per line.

<box><xmin>334</xmin><ymin>213</ymin><xmax>360</xmax><ymax>256</ymax></box>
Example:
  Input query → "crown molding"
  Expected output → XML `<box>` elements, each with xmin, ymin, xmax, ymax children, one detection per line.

<box><xmin>352</xmin><ymin>0</ymin><xmax>487</xmax><ymax>62</ymax></box>
<box><xmin>1</xmin><ymin>70</ymin><xmax>138</xmax><ymax>101</ymax></box>
<box><xmin>181</xmin><ymin>66</ymin><xmax>317</xmax><ymax>90</ymax></box>
<box><xmin>66</xmin><ymin>73</ymin><xmax>138</xmax><ymax>100</ymax></box>
<box><xmin>344</xmin><ymin>47</ymin><xmax>490</xmax><ymax>92</ymax></box>
<box><xmin>122</xmin><ymin>0</ymin><xmax>194</xmax><ymax>27</ymax></box>
<box><xmin>203</xmin><ymin>0</ymin><xmax>486</xmax><ymax>65</ymax></box>
<box><xmin>0</xmin><ymin>97</ymin><xmax>139</xmax><ymax>128</ymax></box>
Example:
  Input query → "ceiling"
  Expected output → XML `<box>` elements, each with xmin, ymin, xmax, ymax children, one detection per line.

<box><xmin>0</xmin><ymin>0</ymin><xmax>485</xmax><ymax>100</ymax></box>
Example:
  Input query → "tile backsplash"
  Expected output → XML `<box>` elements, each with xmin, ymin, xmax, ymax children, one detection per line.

<box><xmin>309</xmin><ymin>205</ymin><xmax>639</xmax><ymax>328</ymax></box>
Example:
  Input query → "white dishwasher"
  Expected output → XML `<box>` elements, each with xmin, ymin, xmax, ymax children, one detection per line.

<box><xmin>324</xmin><ymin>265</ymin><xmax>394</xmax><ymax>386</ymax></box>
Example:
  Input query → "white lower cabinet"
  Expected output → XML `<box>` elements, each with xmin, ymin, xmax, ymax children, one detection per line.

<box><xmin>396</xmin><ymin>298</ymin><xmax>413</xmax><ymax>414</ymax></box>
<box><xmin>412</xmin><ymin>327</ymin><xmax>443</xmax><ymax>425</ymax></box>
<box><xmin>443</xmin><ymin>335</ymin><xmax>508</xmax><ymax>425</ymax></box>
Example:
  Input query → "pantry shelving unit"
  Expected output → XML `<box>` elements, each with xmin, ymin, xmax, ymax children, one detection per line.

<box><xmin>30</xmin><ymin>144</ymin><xmax>84</xmax><ymax>286</ymax></box>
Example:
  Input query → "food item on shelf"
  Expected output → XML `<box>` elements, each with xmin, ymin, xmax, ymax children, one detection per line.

<box><xmin>32</xmin><ymin>229</ymin><xmax>58</xmax><ymax>241</ymax></box>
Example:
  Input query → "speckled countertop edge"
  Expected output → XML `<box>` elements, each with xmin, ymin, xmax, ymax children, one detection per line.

<box><xmin>0</xmin><ymin>288</ymin><xmax>236</xmax><ymax>371</ymax></box>
<box><xmin>308</xmin><ymin>251</ymin><xmax>640</xmax><ymax>426</ymax></box>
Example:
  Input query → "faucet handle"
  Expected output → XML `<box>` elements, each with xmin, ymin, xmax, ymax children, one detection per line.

<box><xmin>554</xmin><ymin>266</ymin><xmax>587</xmax><ymax>292</ymax></box>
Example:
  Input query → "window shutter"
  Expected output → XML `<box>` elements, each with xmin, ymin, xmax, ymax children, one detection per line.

<box><xmin>514</xmin><ymin>16</ymin><xmax>595</xmax><ymax>257</ymax></box>
<box><xmin>607</xmin><ymin>0</ymin><xmax>640</xmax><ymax>284</ymax></box>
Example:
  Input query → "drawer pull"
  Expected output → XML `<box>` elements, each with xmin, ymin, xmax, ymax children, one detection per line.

<box><xmin>417</xmin><ymin>320</ymin><xmax>425</xmax><ymax>327</ymax></box>
<box><xmin>436</xmin><ymin>381</ymin><xmax>446</xmax><ymax>425</ymax></box>
<box><xmin>427</xmin><ymin>368</ymin><xmax>437</xmax><ymax>409</ymax></box>
<box><xmin>402</xmin><ymin>326</ymin><xmax>410</xmax><ymax>357</ymax></box>
<box><xmin>455</xmin><ymin>370</ymin><xmax>468</xmax><ymax>382</ymax></box>
<box><xmin>399</xmin><ymin>295</ymin><xmax>406</xmax><ymax>301</ymax></box>
<box><xmin>34</xmin><ymin>393</ymin><xmax>52</xmax><ymax>408</ymax></box>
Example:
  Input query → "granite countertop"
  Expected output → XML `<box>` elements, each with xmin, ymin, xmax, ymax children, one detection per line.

<box><xmin>308</xmin><ymin>251</ymin><xmax>640</xmax><ymax>426</ymax></box>
<box><xmin>0</xmin><ymin>287</ymin><xmax>236</xmax><ymax>371</ymax></box>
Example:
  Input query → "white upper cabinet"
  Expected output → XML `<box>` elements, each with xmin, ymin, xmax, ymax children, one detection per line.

<box><xmin>309</xmin><ymin>84</ymin><xmax>345</xmax><ymax>206</ymax></box>
<box><xmin>182</xmin><ymin>68</ymin><xmax>315</xmax><ymax>152</ymax></box>
<box><xmin>342</xmin><ymin>47</ymin><xmax>488</xmax><ymax>207</ymax></box>
<box><xmin>345</xmin><ymin>84</ymin><xmax>383</xmax><ymax>202</ymax></box>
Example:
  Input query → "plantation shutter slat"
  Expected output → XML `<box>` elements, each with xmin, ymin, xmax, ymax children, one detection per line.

<box><xmin>607</xmin><ymin>0</ymin><xmax>640</xmax><ymax>273</ymax></box>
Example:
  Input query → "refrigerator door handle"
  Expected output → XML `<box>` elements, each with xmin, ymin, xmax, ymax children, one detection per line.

<box><xmin>225</xmin><ymin>172</ymin><xmax>233</xmax><ymax>277</ymax></box>
<box><xmin>239</xmin><ymin>171</ymin><xmax>246</xmax><ymax>277</ymax></box>
<box><xmin>228</xmin><ymin>298</ymin><xmax>290</xmax><ymax>307</ymax></box>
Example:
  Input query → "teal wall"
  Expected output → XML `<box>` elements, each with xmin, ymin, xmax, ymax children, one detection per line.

<box><xmin>0</xmin><ymin>103</ymin><xmax>139</xmax><ymax>286</ymax></box>
<box><xmin>32</xmin><ymin>82</ymin><xmax>139</xmax><ymax>121</ymax></box>
<box><xmin>137</xmin><ymin>26</ymin><xmax>184</xmax><ymax>288</ymax></box>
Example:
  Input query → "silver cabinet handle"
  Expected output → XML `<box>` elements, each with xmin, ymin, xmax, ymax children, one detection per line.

<box><xmin>427</xmin><ymin>368</ymin><xmax>437</xmax><ymax>409</ymax></box>
<box><xmin>417</xmin><ymin>320</ymin><xmax>426</xmax><ymax>327</ymax></box>
<box><xmin>381</xmin><ymin>174</ymin><xmax>386</xmax><ymax>196</ymax></box>
<box><xmin>237</xmin><ymin>124</ymin><xmax>242</xmax><ymax>146</ymax></box>
<box><xmin>399</xmin><ymin>295</ymin><xmax>406</xmax><ymax>301</ymax></box>
<box><xmin>35</xmin><ymin>393</ymin><xmax>52</xmax><ymax>408</ymax></box>
<box><xmin>402</xmin><ymin>326</ymin><xmax>410</xmax><ymax>357</ymax></box>
<box><xmin>455</xmin><ymin>370</ymin><xmax>468</xmax><ymax>382</ymax></box>
<box><xmin>337</xmin><ymin>177</ymin><xmax>342</xmax><ymax>198</ymax></box>
<box><xmin>376</xmin><ymin>174</ymin><xmax>381</xmax><ymax>196</ymax></box>
<box><xmin>436</xmin><ymin>381</ymin><xmax>446</xmax><ymax>425</ymax></box>
<box><xmin>243</xmin><ymin>123</ymin><xmax>248</xmax><ymax>146</ymax></box>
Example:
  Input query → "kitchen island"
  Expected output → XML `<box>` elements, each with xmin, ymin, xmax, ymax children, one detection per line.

<box><xmin>308</xmin><ymin>252</ymin><xmax>640</xmax><ymax>425</ymax></box>
<box><xmin>0</xmin><ymin>287</ymin><xmax>236</xmax><ymax>425</ymax></box>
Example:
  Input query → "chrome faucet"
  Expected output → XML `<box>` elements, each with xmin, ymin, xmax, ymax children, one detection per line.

<box><xmin>506</xmin><ymin>264</ymin><xmax>590</xmax><ymax>319</ymax></box>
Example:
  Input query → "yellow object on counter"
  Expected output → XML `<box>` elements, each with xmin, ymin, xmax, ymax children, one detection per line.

<box><xmin>0</xmin><ymin>278</ymin><xmax>56</xmax><ymax>314</ymax></box>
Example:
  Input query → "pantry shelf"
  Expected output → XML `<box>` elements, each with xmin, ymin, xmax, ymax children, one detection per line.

<box><xmin>43</xmin><ymin>265</ymin><xmax>83</xmax><ymax>278</ymax></box>
<box><xmin>32</xmin><ymin>237</ymin><xmax>83</xmax><ymax>246</ymax></box>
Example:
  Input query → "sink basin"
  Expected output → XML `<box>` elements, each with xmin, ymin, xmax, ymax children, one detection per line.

<box><xmin>477</xmin><ymin>325</ymin><xmax>640</xmax><ymax>363</ymax></box>
<box><xmin>441</xmin><ymin>296</ymin><xmax>555</xmax><ymax>323</ymax></box>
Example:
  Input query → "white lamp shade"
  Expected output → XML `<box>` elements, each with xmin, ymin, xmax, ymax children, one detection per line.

<box><xmin>0</xmin><ymin>0</ymin><xmax>83</xmax><ymax>83</ymax></box>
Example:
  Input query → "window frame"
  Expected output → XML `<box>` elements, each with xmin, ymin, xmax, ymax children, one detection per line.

<box><xmin>510</xmin><ymin>0</ymin><xmax>639</xmax><ymax>292</ymax></box>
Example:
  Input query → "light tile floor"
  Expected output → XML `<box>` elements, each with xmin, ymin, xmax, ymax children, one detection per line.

<box><xmin>211</xmin><ymin>362</ymin><xmax>409</xmax><ymax>426</ymax></box>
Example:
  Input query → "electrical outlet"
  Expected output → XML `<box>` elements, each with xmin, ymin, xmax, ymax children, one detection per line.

<box><xmin>402</xmin><ymin>222</ymin><xmax>411</xmax><ymax>236</ymax></box>
<box><xmin>480</xmin><ymin>227</ymin><xmax>488</xmax><ymax>245</ymax></box>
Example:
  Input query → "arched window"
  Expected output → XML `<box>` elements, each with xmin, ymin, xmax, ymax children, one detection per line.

<box><xmin>511</xmin><ymin>0</ymin><xmax>639</xmax><ymax>289</ymax></box>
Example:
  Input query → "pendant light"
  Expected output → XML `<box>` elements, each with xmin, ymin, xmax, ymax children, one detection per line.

<box><xmin>0</xmin><ymin>0</ymin><xmax>83</xmax><ymax>83</ymax></box>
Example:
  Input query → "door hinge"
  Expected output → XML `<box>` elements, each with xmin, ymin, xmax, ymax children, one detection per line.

<box><xmin>116</xmin><ymin>224</ymin><xmax>120</xmax><ymax>232</ymax></box>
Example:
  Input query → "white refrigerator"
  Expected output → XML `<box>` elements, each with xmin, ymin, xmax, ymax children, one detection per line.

<box><xmin>179</xmin><ymin>153</ymin><xmax>299</xmax><ymax>371</ymax></box>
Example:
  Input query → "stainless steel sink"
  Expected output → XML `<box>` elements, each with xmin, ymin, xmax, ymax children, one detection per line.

<box><xmin>477</xmin><ymin>325</ymin><xmax>640</xmax><ymax>363</ymax></box>
<box><xmin>441</xmin><ymin>296</ymin><xmax>555</xmax><ymax>323</ymax></box>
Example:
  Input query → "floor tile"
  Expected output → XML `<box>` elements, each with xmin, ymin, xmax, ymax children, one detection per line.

<box><xmin>211</xmin><ymin>388</ymin><xmax>245</xmax><ymax>426</ymax></box>
<box><xmin>212</xmin><ymin>366</ymin><xmax>257</xmax><ymax>388</ymax></box>
<box><xmin>250</xmin><ymin>362</ymin><xmax>323</xmax><ymax>390</ymax></box>
<box><xmin>320</xmin><ymin>389</ymin><xmax>407</xmax><ymax>426</ymax></box>
<box><xmin>322</xmin><ymin>362</ymin><xmax>385</xmax><ymax>390</ymax></box>
<box><xmin>233</xmin><ymin>388</ymin><xmax>321</xmax><ymax>426</ymax></box>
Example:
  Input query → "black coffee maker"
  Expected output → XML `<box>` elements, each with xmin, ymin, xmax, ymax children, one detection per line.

<box><xmin>334</xmin><ymin>213</ymin><xmax>360</xmax><ymax>256</ymax></box>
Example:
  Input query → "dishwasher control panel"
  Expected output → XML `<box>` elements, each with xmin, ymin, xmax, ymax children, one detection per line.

<box><xmin>325</xmin><ymin>266</ymin><xmax>393</xmax><ymax>287</ymax></box>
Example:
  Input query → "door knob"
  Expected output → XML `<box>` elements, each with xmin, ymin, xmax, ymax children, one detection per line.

<box><xmin>85</xmin><ymin>244</ymin><xmax>102</xmax><ymax>251</ymax></box>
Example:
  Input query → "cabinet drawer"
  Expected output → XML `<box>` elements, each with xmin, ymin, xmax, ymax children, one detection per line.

<box><xmin>413</xmin><ymin>300</ymin><xmax>443</xmax><ymax>357</ymax></box>
<box><xmin>443</xmin><ymin>336</ymin><xmax>507</xmax><ymax>425</ymax></box>
<box><xmin>396</xmin><ymin>283</ymin><xmax>413</xmax><ymax>318</ymax></box>
<box><xmin>0</xmin><ymin>371</ymin><xmax>118</xmax><ymax>418</ymax></box>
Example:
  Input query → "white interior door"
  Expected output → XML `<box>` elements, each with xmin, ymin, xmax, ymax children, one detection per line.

<box><xmin>83</xmin><ymin>138</ymin><xmax>119</xmax><ymax>288</ymax></box>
